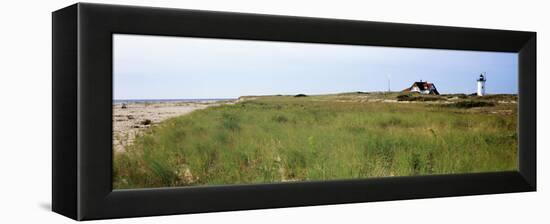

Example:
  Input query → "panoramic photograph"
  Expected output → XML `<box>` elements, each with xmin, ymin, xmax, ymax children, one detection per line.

<box><xmin>112</xmin><ymin>34</ymin><xmax>518</xmax><ymax>189</ymax></box>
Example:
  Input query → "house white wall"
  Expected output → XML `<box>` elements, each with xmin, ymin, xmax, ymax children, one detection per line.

<box><xmin>410</xmin><ymin>85</ymin><xmax>434</xmax><ymax>94</ymax></box>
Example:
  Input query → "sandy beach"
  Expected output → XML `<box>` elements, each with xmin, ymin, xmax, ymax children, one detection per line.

<box><xmin>112</xmin><ymin>100</ymin><xmax>235</xmax><ymax>153</ymax></box>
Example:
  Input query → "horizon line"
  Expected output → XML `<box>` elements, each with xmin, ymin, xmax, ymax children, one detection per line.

<box><xmin>113</xmin><ymin>91</ymin><xmax>518</xmax><ymax>101</ymax></box>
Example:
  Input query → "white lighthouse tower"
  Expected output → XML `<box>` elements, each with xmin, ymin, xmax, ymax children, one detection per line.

<box><xmin>477</xmin><ymin>73</ymin><xmax>486</xmax><ymax>96</ymax></box>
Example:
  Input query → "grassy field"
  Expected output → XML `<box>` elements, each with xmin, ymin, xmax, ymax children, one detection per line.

<box><xmin>113</xmin><ymin>92</ymin><xmax>518</xmax><ymax>189</ymax></box>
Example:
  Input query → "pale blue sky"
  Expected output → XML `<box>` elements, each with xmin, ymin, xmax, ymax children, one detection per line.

<box><xmin>113</xmin><ymin>34</ymin><xmax>518</xmax><ymax>100</ymax></box>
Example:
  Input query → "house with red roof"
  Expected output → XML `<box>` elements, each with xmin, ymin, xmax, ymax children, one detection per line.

<box><xmin>402</xmin><ymin>80</ymin><xmax>440</xmax><ymax>95</ymax></box>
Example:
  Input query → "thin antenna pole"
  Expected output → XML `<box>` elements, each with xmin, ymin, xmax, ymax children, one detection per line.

<box><xmin>387</xmin><ymin>74</ymin><xmax>391</xmax><ymax>92</ymax></box>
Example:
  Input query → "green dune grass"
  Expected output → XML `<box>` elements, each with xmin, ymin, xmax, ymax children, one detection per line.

<box><xmin>113</xmin><ymin>93</ymin><xmax>518</xmax><ymax>189</ymax></box>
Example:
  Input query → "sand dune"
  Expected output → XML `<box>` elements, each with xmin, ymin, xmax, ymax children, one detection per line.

<box><xmin>112</xmin><ymin>101</ymin><xmax>234</xmax><ymax>152</ymax></box>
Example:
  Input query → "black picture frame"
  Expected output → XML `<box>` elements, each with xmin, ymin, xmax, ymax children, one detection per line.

<box><xmin>52</xmin><ymin>3</ymin><xmax>536</xmax><ymax>221</ymax></box>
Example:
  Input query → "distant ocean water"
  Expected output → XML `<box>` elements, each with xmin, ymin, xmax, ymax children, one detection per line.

<box><xmin>113</xmin><ymin>98</ymin><xmax>236</xmax><ymax>104</ymax></box>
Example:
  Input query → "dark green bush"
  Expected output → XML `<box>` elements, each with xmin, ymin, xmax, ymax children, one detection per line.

<box><xmin>446</xmin><ymin>100</ymin><xmax>495</xmax><ymax>109</ymax></box>
<box><xmin>397</xmin><ymin>94</ymin><xmax>442</xmax><ymax>102</ymax></box>
<box><xmin>272</xmin><ymin>115</ymin><xmax>289</xmax><ymax>123</ymax></box>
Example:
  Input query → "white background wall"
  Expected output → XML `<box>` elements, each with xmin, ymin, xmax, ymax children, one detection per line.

<box><xmin>0</xmin><ymin>0</ymin><xmax>547</xmax><ymax>223</ymax></box>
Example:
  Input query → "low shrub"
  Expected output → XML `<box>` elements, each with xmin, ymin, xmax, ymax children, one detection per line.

<box><xmin>272</xmin><ymin>115</ymin><xmax>289</xmax><ymax>123</ymax></box>
<box><xmin>446</xmin><ymin>100</ymin><xmax>495</xmax><ymax>108</ymax></box>
<box><xmin>397</xmin><ymin>94</ymin><xmax>443</xmax><ymax>102</ymax></box>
